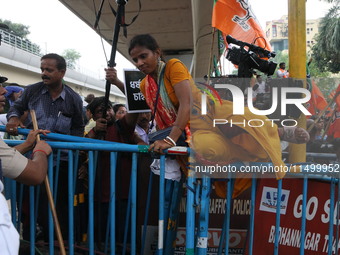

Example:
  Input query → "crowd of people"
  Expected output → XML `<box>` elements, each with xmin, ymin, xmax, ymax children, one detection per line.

<box><xmin>0</xmin><ymin>34</ymin><xmax>338</xmax><ymax>253</ymax></box>
<box><xmin>247</xmin><ymin>61</ymin><xmax>339</xmax><ymax>159</ymax></box>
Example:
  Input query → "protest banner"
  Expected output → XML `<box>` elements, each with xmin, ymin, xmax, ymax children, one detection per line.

<box><xmin>123</xmin><ymin>69</ymin><xmax>149</xmax><ymax>113</ymax></box>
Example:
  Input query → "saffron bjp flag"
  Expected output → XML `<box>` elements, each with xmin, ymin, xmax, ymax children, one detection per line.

<box><xmin>327</xmin><ymin>85</ymin><xmax>340</xmax><ymax>139</ymax></box>
<box><xmin>212</xmin><ymin>0</ymin><xmax>272</xmax><ymax>52</ymax></box>
<box><xmin>328</xmin><ymin>108</ymin><xmax>340</xmax><ymax>139</ymax></box>
<box><xmin>328</xmin><ymin>85</ymin><xmax>340</xmax><ymax>111</ymax></box>
<box><xmin>306</xmin><ymin>80</ymin><xmax>328</xmax><ymax>116</ymax></box>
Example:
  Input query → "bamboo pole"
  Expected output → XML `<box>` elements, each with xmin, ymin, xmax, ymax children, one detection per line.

<box><xmin>207</xmin><ymin>28</ymin><xmax>216</xmax><ymax>85</ymax></box>
<box><xmin>321</xmin><ymin>110</ymin><xmax>335</xmax><ymax>141</ymax></box>
<box><xmin>288</xmin><ymin>0</ymin><xmax>307</xmax><ymax>163</ymax></box>
<box><xmin>30</xmin><ymin>110</ymin><xmax>66</xmax><ymax>255</ymax></box>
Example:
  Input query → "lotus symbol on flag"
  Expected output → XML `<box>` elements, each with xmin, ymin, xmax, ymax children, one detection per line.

<box><xmin>232</xmin><ymin>0</ymin><xmax>256</xmax><ymax>31</ymax></box>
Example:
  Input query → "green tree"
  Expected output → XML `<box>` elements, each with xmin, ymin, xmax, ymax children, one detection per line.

<box><xmin>308</xmin><ymin>60</ymin><xmax>330</xmax><ymax>78</ymax></box>
<box><xmin>311</xmin><ymin>3</ymin><xmax>340</xmax><ymax>73</ymax></box>
<box><xmin>273</xmin><ymin>51</ymin><xmax>289</xmax><ymax>68</ymax></box>
<box><xmin>62</xmin><ymin>49</ymin><xmax>81</xmax><ymax>70</ymax></box>
<box><xmin>273</xmin><ymin>50</ymin><xmax>289</xmax><ymax>76</ymax></box>
<box><xmin>0</xmin><ymin>19</ymin><xmax>41</xmax><ymax>55</ymax></box>
<box><xmin>0</xmin><ymin>19</ymin><xmax>30</xmax><ymax>38</ymax></box>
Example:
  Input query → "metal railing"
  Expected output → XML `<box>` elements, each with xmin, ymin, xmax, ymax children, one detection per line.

<box><xmin>185</xmin><ymin>159</ymin><xmax>339</xmax><ymax>255</ymax></box>
<box><xmin>0</xmin><ymin>29</ymin><xmax>103</xmax><ymax>80</ymax></box>
<box><xmin>2</xmin><ymin>128</ymin><xmax>147</xmax><ymax>255</ymax></box>
<box><xmin>1</xmin><ymin>126</ymin><xmax>339</xmax><ymax>255</ymax></box>
<box><xmin>0</xmin><ymin>29</ymin><xmax>42</xmax><ymax>56</ymax></box>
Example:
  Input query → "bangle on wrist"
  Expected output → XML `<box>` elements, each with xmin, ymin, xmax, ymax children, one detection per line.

<box><xmin>32</xmin><ymin>149</ymin><xmax>48</xmax><ymax>157</ymax></box>
<box><xmin>163</xmin><ymin>138</ymin><xmax>173</xmax><ymax>146</ymax></box>
<box><xmin>165</xmin><ymin>136</ymin><xmax>176</xmax><ymax>146</ymax></box>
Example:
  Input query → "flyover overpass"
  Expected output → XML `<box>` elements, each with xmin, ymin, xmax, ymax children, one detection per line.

<box><xmin>1</xmin><ymin>0</ymin><xmax>218</xmax><ymax>103</ymax></box>
<box><xmin>2</xmin><ymin>1</ymin><xmax>316</xmax><ymax>107</ymax></box>
<box><xmin>0</xmin><ymin>30</ymin><xmax>126</xmax><ymax>103</ymax></box>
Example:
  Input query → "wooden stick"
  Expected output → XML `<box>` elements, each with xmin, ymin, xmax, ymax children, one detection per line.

<box><xmin>321</xmin><ymin>109</ymin><xmax>335</xmax><ymax>141</ymax></box>
<box><xmin>30</xmin><ymin>110</ymin><xmax>66</xmax><ymax>255</ymax></box>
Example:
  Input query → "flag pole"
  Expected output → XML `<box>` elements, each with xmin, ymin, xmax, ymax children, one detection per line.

<box><xmin>321</xmin><ymin>109</ymin><xmax>335</xmax><ymax>141</ymax></box>
<box><xmin>207</xmin><ymin>28</ymin><xmax>216</xmax><ymax>85</ymax></box>
<box><xmin>217</xmin><ymin>30</ymin><xmax>224</xmax><ymax>76</ymax></box>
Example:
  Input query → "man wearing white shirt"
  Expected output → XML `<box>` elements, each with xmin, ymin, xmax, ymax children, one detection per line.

<box><xmin>134</xmin><ymin>112</ymin><xmax>152</xmax><ymax>144</ymax></box>
<box><xmin>276</xmin><ymin>62</ymin><xmax>289</xmax><ymax>78</ymax></box>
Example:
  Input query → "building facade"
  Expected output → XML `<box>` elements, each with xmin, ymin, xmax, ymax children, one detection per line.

<box><xmin>265</xmin><ymin>15</ymin><xmax>320</xmax><ymax>52</ymax></box>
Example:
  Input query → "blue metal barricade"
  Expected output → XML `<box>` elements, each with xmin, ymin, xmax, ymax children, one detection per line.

<box><xmin>185</xmin><ymin>158</ymin><xmax>339</xmax><ymax>255</ymax></box>
<box><xmin>1</xmin><ymin>125</ymin><xmax>339</xmax><ymax>255</ymax></box>
<box><xmin>1</xmin><ymin>126</ymin><xmax>151</xmax><ymax>255</ymax></box>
